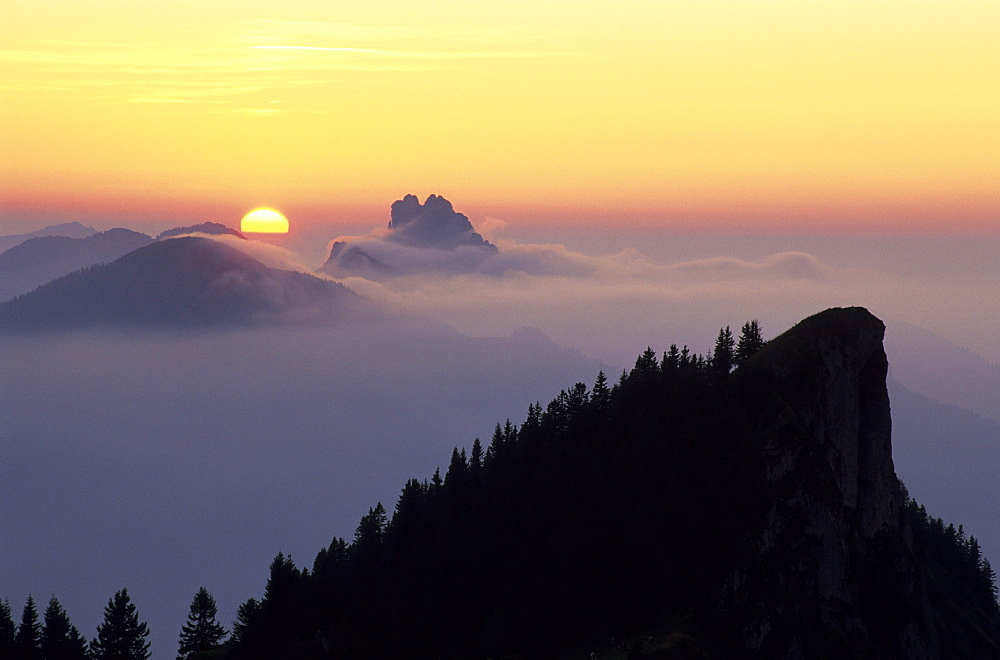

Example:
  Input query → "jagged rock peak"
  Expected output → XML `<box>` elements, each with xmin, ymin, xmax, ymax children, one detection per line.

<box><xmin>739</xmin><ymin>306</ymin><xmax>897</xmax><ymax>538</ymax></box>
<box><xmin>729</xmin><ymin>307</ymin><xmax>929</xmax><ymax>657</ymax></box>
<box><xmin>386</xmin><ymin>194</ymin><xmax>497</xmax><ymax>251</ymax></box>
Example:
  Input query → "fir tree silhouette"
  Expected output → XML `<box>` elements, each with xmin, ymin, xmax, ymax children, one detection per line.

<box><xmin>15</xmin><ymin>595</ymin><xmax>41</xmax><ymax>659</ymax></box>
<box><xmin>90</xmin><ymin>589</ymin><xmax>150</xmax><ymax>660</ymax></box>
<box><xmin>176</xmin><ymin>587</ymin><xmax>227</xmax><ymax>659</ymax></box>
<box><xmin>41</xmin><ymin>597</ymin><xmax>88</xmax><ymax>660</ymax></box>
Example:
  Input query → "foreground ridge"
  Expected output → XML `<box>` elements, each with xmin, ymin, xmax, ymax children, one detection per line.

<box><xmin>220</xmin><ymin>307</ymin><xmax>998</xmax><ymax>659</ymax></box>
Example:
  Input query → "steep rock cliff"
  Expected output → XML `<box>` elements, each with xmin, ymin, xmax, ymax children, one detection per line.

<box><xmin>726</xmin><ymin>307</ymin><xmax>938</xmax><ymax>658</ymax></box>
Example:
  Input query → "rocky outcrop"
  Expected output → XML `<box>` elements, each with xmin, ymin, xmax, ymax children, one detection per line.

<box><xmin>320</xmin><ymin>194</ymin><xmax>498</xmax><ymax>280</ymax></box>
<box><xmin>387</xmin><ymin>194</ymin><xmax>497</xmax><ymax>251</ymax></box>
<box><xmin>725</xmin><ymin>307</ymin><xmax>939</xmax><ymax>658</ymax></box>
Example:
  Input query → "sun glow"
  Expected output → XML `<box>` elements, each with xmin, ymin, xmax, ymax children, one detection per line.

<box><xmin>241</xmin><ymin>208</ymin><xmax>289</xmax><ymax>234</ymax></box>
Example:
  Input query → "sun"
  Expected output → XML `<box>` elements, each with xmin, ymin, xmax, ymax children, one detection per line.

<box><xmin>241</xmin><ymin>208</ymin><xmax>289</xmax><ymax>234</ymax></box>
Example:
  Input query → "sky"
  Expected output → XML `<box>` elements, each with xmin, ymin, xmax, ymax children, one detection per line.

<box><xmin>2</xmin><ymin>3</ymin><xmax>999</xmax><ymax>655</ymax></box>
<box><xmin>2</xmin><ymin>0</ymin><xmax>999</xmax><ymax>234</ymax></box>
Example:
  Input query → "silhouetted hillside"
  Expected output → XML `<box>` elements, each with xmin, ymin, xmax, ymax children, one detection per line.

<box><xmin>0</xmin><ymin>237</ymin><xmax>372</xmax><ymax>330</ymax></box>
<box><xmin>219</xmin><ymin>307</ymin><xmax>998</xmax><ymax>659</ymax></box>
<box><xmin>156</xmin><ymin>222</ymin><xmax>246</xmax><ymax>240</ymax></box>
<box><xmin>0</xmin><ymin>228</ymin><xmax>152</xmax><ymax>301</ymax></box>
<box><xmin>0</xmin><ymin>221</ymin><xmax>96</xmax><ymax>253</ymax></box>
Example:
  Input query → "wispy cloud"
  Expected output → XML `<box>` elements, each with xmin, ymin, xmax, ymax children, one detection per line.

<box><xmin>244</xmin><ymin>19</ymin><xmax>566</xmax><ymax>46</ymax></box>
<box><xmin>0</xmin><ymin>16</ymin><xmax>589</xmax><ymax>111</ymax></box>
<box><xmin>252</xmin><ymin>45</ymin><xmax>583</xmax><ymax>60</ymax></box>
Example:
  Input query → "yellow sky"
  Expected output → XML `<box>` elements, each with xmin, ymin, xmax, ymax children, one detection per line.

<box><xmin>2</xmin><ymin>1</ymin><xmax>998</xmax><ymax>233</ymax></box>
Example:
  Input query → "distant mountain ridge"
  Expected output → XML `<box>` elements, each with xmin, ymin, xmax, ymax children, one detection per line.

<box><xmin>0</xmin><ymin>236</ymin><xmax>372</xmax><ymax>330</ymax></box>
<box><xmin>156</xmin><ymin>222</ymin><xmax>245</xmax><ymax>241</ymax></box>
<box><xmin>0</xmin><ymin>221</ymin><xmax>96</xmax><ymax>253</ymax></box>
<box><xmin>0</xmin><ymin>228</ymin><xmax>153</xmax><ymax>302</ymax></box>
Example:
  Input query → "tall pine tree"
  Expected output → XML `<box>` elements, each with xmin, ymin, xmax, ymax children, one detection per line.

<box><xmin>15</xmin><ymin>595</ymin><xmax>41</xmax><ymax>660</ymax></box>
<box><xmin>735</xmin><ymin>319</ymin><xmax>766</xmax><ymax>367</ymax></box>
<box><xmin>712</xmin><ymin>326</ymin><xmax>735</xmax><ymax>377</ymax></box>
<box><xmin>90</xmin><ymin>589</ymin><xmax>151</xmax><ymax>660</ymax></box>
<box><xmin>41</xmin><ymin>596</ymin><xmax>88</xmax><ymax>660</ymax></box>
<box><xmin>176</xmin><ymin>587</ymin><xmax>227</xmax><ymax>659</ymax></box>
<box><xmin>0</xmin><ymin>599</ymin><xmax>17</xmax><ymax>655</ymax></box>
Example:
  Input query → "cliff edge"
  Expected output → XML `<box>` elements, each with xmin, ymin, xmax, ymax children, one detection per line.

<box><xmin>727</xmin><ymin>307</ymin><xmax>939</xmax><ymax>658</ymax></box>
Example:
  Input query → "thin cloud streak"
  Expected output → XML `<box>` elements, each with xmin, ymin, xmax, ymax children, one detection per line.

<box><xmin>246</xmin><ymin>19</ymin><xmax>567</xmax><ymax>46</ymax></box>
<box><xmin>252</xmin><ymin>45</ymin><xmax>587</xmax><ymax>60</ymax></box>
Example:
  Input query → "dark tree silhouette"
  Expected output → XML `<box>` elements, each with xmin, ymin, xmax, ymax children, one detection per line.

<box><xmin>221</xmin><ymin>317</ymin><xmax>1000</xmax><ymax>659</ymax></box>
<box><xmin>176</xmin><ymin>587</ymin><xmax>227</xmax><ymax>659</ymax></box>
<box><xmin>41</xmin><ymin>597</ymin><xmax>88</xmax><ymax>660</ymax></box>
<box><xmin>90</xmin><ymin>589</ymin><xmax>151</xmax><ymax>660</ymax></box>
<box><xmin>15</xmin><ymin>595</ymin><xmax>41</xmax><ymax>659</ymax></box>
<box><xmin>735</xmin><ymin>319</ymin><xmax>766</xmax><ymax>366</ymax></box>
<box><xmin>0</xmin><ymin>599</ymin><xmax>15</xmax><ymax>654</ymax></box>
<box><xmin>228</xmin><ymin>598</ymin><xmax>260</xmax><ymax>648</ymax></box>
<box><xmin>712</xmin><ymin>325</ymin><xmax>735</xmax><ymax>376</ymax></box>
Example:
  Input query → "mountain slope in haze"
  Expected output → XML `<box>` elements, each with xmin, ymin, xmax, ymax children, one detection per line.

<box><xmin>0</xmin><ymin>236</ymin><xmax>372</xmax><ymax>330</ymax></box>
<box><xmin>886</xmin><ymin>320</ymin><xmax>1000</xmax><ymax>425</ymax></box>
<box><xmin>0</xmin><ymin>221</ymin><xmax>96</xmax><ymax>253</ymax></box>
<box><xmin>889</xmin><ymin>377</ymin><xmax>1000</xmax><ymax>561</ymax></box>
<box><xmin>0</xmin><ymin>228</ymin><xmax>153</xmax><ymax>302</ymax></box>
<box><xmin>222</xmin><ymin>307</ymin><xmax>999</xmax><ymax>659</ymax></box>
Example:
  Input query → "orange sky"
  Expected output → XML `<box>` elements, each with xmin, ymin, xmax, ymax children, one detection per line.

<box><xmin>2</xmin><ymin>1</ymin><xmax>998</xmax><ymax>235</ymax></box>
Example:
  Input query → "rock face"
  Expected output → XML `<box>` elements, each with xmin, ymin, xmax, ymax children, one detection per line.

<box><xmin>727</xmin><ymin>307</ymin><xmax>937</xmax><ymax>658</ymax></box>
<box><xmin>321</xmin><ymin>194</ymin><xmax>498</xmax><ymax>280</ymax></box>
<box><xmin>387</xmin><ymin>194</ymin><xmax>496</xmax><ymax>251</ymax></box>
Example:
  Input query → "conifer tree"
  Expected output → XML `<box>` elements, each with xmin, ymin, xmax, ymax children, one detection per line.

<box><xmin>0</xmin><ymin>599</ymin><xmax>17</xmax><ymax>656</ymax></box>
<box><xmin>229</xmin><ymin>598</ymin><xmax>260</xmax><ymax>647</ymax></box>
<box><xmin>176</xmin><ymin>587</ymin><xmax>227</xmax><ymax>659</ymax></box>
<box><xmin>735</xmin><ymin>320</ymin><xmax>766</xmax><ymax>367</ymax></box>
<box><xmin>712</xmin><ymin>326</ymin><xmax>735</xmax><ymax>376</ymax></box>
<box><xmin>42</xmin><ymin>597</ymin><xmax>88</xmax><ymax>660</ymax></box>
<box><xmin>982</xmin><ymin>558</ymin><xmax>999</xmax><ymax>604</ymax></box>
<box><xmin>591</xmin><ymin>371</ymin><xmax>611</xmax><ymax>419</ymax></box>
<box><xmin>469</xmin><ymin>438</ymin><xmax>484</xmax><ymax>481</ymax></box>
<box><xmin>16</xmin><ymin>595</ymin><xmax>41</xmax><ymax>659</ymax></box>
<box><xmin>90</xmin><ymin>589</ymin><xmax>151</xmax><ymax>660</ymax></box>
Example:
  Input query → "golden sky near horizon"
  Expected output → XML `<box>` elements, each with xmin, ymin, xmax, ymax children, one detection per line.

<box><xmin>1</xmin><ymin>1</ymin><xmax>998</xmax><ymax>233</ymax></box>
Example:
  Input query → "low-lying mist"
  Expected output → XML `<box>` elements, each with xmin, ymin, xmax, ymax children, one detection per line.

<box><xmin>3</xmin><ymin>222</ymin><xmax>997</xmax><ymax>658</ymax></box>
<box><xmin>0</xmin><ymin>320</ymin><xmax>602</xmax><ymax>657</ymax></box>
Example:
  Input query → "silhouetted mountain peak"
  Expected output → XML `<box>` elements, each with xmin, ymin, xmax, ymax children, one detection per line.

<box><xmin>321</xmin><ymin>194</ymin><xmax>499</xmax><ymax>280</ymax></box>
<box><xmin>0</xmin><ymin>228</ymin><xmax>154</xmax><ymax>302</ymax></box>
<box><xmin>156</xmin><ymin>222</ymin><xmax>245</xmax><ymax>240</ymax></box>
<box><xmin>0</xmin><ymin>221</ymin><xmax>97</xmax><ymax>253</ymax></box>
<box><xmin>227</xmin><ymin>305</ymin><xmax>997</xmax><ymax>659</ymax></box>
<box><xmin>387</xmin><ymin>193</ymin><xmax>497</xmax><ymax>251</ymax></box>
<box><xmin>0</xmin><ymin>236</ymin><xmax>370</xmax><ymax>330</ymax></box>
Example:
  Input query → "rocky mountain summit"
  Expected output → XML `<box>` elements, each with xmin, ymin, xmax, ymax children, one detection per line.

<box><xmin>386</xmin><ymin>194</ymin><xmax>496</xmax><ymax>251</ymax></box>
<box><xmin>214</xmin><ymin>307</ymin><xmax>999</xmax><ymax>659</ymax></box>
<box><xmin>321</xmin><ymin>194</ymin><xmax>498</xmax><ymax>279</ymax></box>
<box><xmin>724</xmin><ymin>308</ymin><xmax>953</xmax><ymax>657</ymax></box>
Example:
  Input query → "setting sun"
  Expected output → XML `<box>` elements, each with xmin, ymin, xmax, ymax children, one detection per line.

<box><xmin>241</xmin><ymin>208</ymin><xmax>289</xmax><ymax>234</ymax></box>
